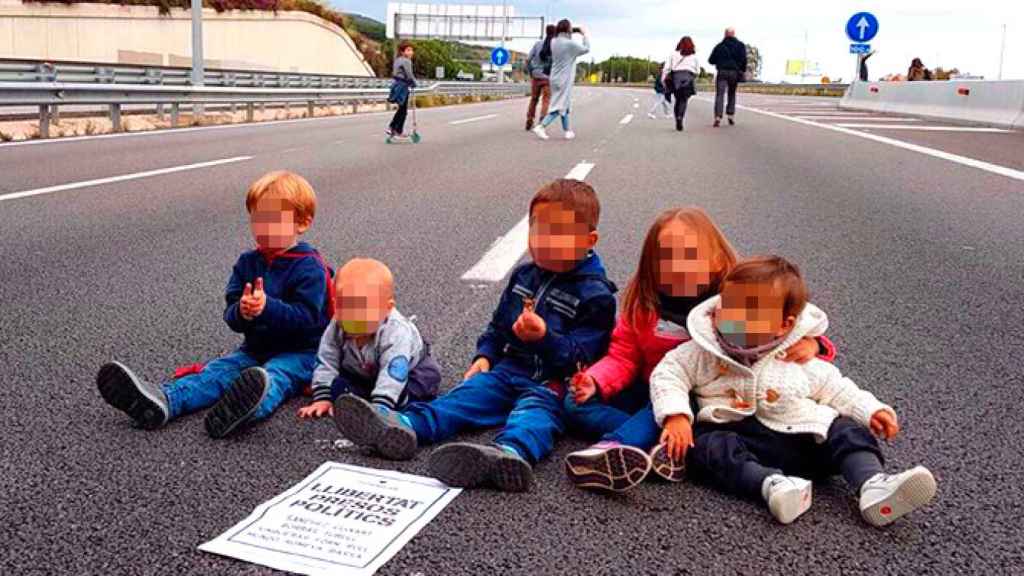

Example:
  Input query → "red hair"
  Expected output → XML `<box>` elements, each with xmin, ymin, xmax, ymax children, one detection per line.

<box><xmin>677</xmin><ymin>37</ymin><xmax>696</xmax><ymax>56</ymax></box>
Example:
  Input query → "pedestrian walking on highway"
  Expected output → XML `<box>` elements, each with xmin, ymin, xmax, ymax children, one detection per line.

<box><xmin>708</xmin><ymin>27</ymin><xmax>747</xmax><ymax>127</ymax></box>
<box><xmin>907</xmin><ymin>58</ymin><xmax>933</xmax><ymax>81</ymax></box>
<box><xmin>387</xmin><ymin>41</ymin><xmax>417</xmax><ymax>137</ymax></box>
<box><xmin>647</xmin><ymin>72</ymin><xmax>673</xmax><ymax>119</ymax></box>
<box><xmin>661</xmin><ymin>36</ymin><xmax>699</xmax><ymax>132</ymax></box>
<box><xmin>532</xmin><ymin>19</ymin><xmax>590</xmax><ymax>141</ymax></box>
<box><xmin>525</xmin><ymin>24</ymin><xmax>556</xmax><ymax>131</ymax></box>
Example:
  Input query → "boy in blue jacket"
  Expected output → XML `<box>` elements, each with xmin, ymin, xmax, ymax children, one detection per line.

<box><xmin>97</xmin><ymin>171</ymin><xmax>333</xmax><ymax>439</ymax></box>
<box><xmin>335</xmin><ymin>179</ymin><xmax>617</xmax><ymax>492</ymax></box>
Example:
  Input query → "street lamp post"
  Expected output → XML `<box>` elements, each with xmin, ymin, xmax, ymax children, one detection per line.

<box><xmin>191</xmin><ymin>0</ymin><xmax>204</xmax><ymax>116</ymax></box>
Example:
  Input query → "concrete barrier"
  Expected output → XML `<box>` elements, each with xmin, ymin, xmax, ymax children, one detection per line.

<box><xmin>841</xmin><ymin>80</ymin><xmax>1024</xmax><ymax>130</ymax></box>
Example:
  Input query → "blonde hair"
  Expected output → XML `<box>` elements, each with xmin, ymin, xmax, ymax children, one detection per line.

<box><xmin>621</xmin><ymin>207</ymin><xmax>738</xmax><ymax>327</ymax></box>
<box><xmin>245</xmin><ymin>171</ymin><xmax>317</xmax><ymax>224</ymax></box>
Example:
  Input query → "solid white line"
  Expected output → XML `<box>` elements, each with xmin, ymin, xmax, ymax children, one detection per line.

<box><xmin>620</xmin><ymin>114</ymin><xmax>634</xmax><ymax>125</ymax></box>
<box><xmin>0</xmin><ymin>156</ymin><xmax>252</xmax><ymax>202</ymax></box>
<box><xmin>450</xmin><ymin>114</ymin><xmax>498</xmax><ymax>125</ymax></box>
<box><xmin>710</xmin><ymin>98</ymin><xmax>1024</xmax><ymax>182</ymax></box>
<box><xmin>461</xmin><ymin>161</ymin><xmax>595</xmax><ymax>282</ymax></box>
<box><xmin>835</xmin><ymin>124</ymin><xmax>1010</xmax><ymax>132</ymax></box>
<box><xmin>797</xmin><ymin>116</ymin><xmax>922</xmax><ymax>122</ymax></box>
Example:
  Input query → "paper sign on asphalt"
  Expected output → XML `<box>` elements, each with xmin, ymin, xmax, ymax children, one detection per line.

<box><xmin>199</xmin><ymin>462</ymin><xmax>461</xmax><ymax>575</ymax></box>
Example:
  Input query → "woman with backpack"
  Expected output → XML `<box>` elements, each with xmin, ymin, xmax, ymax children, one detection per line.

<box><xmin>525</xmin><ymin>25</ymin><xmax>556</xmax><ymax>131</ymax></box>
<box><xmin>661</xmin><ymin>36</ymin><xmax>699</xmax><ymax>132</ymax></box>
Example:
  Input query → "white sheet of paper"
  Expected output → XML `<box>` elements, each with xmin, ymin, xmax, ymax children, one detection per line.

<box><xmin>199</xmin><ymin>462</ymin><xmax>461</xmax><ymax>575</ymax></box>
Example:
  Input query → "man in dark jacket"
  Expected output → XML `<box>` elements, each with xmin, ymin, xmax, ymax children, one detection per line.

<box><xmin>708</xmin><ymin>27</ymin><xmax>747</xmax><ymax>127</ymax></box>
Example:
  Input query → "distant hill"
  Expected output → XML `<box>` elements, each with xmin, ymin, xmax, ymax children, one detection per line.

<box><xmin>346</xmin><ymin>13</ymin><xmax>386</xmax><ymax>43</ymax></box>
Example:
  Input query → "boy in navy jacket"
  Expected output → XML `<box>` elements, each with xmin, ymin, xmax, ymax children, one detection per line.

<box><xmin>335</xmin><ymin>179</ymin><xmax>617</xmax><ymax>491</ymax></box>
<box><xmin>97</xmin><ymin>171</ymin><xmax>332</xmax><ymax>439</ymax></box>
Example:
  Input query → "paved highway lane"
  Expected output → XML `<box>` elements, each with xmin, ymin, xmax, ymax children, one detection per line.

<box><xmin>1</xmin><ymin>88</ymin><xmax>1022</xmax><ymax>575</ymax></box>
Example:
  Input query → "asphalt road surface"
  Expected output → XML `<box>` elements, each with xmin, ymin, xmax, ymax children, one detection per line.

<box><xmin>2</xmin><ymin>87</ymin><xmax>1023</xmax><ymax>575</ymax></box>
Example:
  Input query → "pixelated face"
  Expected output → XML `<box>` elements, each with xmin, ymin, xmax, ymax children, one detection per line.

<box><xmin>250</xmin><ymin>196</ymin><xmax>301</xmax><ymax>252</ymax></box>
<box><xmin>656</xmin><ymin>220</ymin><xmax>713</xmax><ymax>298</ymax></box>
<box><xmin>336</xmin><ymin>278</ymin><xmax>392</xmax><ymax>335</ymax></box>
<box><xmin>528</xmin><ymin>201</ymin><xmax>596</xmax><ymax>273</ymax></box>
<box><xmin>715</xmin><ymin>281</ymin><xmax>791</xmax><ymax>348</ymax></box>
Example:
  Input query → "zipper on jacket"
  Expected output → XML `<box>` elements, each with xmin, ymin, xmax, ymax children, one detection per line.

<box><xmin>530</xmin><ymin>273</ymin><xmax>558</xmax><ymax>380</ymax></box>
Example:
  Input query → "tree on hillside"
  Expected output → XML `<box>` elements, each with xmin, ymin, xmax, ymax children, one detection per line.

<box><xmin>746</xmin><ymin>44</ymin><xmax>763</xmax><ymax>80</ymax></box>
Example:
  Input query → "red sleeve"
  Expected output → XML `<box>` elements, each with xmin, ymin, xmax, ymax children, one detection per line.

<box><xmin>816</xmin><ymin>335</ymin><xmax>837</xmax><ymax>363</ymax></box>
<box><xmin>587</xmin><ymin>314</ymin><xmax>645</xmax><ymax>400</ymax></box>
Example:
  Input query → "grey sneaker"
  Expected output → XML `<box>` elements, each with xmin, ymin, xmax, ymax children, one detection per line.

<box><xmin>564</xmin><ymin>441</ymin><xmax>651</xmax><ymax>492</ymax></box>
<box><xmin>763</xmin><ymin>474</ymin><xmax>813</xmax><ymax>525</ymax></box>
<box><xmin>96</xmin><ymin>361</ymin><xmax>169</xmax><ymax>430</ymax></box>
<box><xmin>649</xmin><ymin>443</ymin><xmax>686</xmax><ymax>483</ymax></box>
<box><xmin>204</xmin><ymin>367</ymin><xmax>269</xmax><ymax>439</ymax></box>
<box><xmin>859</xmin><ymin>466</ymin><xmax>937</xmax><ymax>527</ymax></box>
<box><xmin>333</xmin><ymin>394</ymin><xmax>418</xmax><ymax>460</ymax></box>
<box><xmin>428</xmin><ymin>442</ymin><xmax>535</xmax><ymax>492</ymax></box>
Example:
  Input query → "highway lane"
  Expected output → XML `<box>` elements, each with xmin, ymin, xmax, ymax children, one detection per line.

<box><xmin>1</xmin><ymin>87</ymin><xmax>1022</xmax><ymax>575</ymax></box>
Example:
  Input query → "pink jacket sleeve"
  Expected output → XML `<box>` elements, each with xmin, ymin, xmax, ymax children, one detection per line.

<box><xmin>587</xmin><ymin>315</ymin><xmax>644</xmax><ymax>400</ymax></box>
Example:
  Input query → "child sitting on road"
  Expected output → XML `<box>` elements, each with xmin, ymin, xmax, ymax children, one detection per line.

<box><xmin>650</xmin><ymin>256</ymin><xmax>936</xmax><ymax>526</ymax></box>
<box><xmin>334</xmin><ymin>178</ymin><xmax>618</xmax><ymax>492</ymax></box>
<box><xmin>298</xmin><ymin>258</ymin><xmax>441</xmax><ymax>420</ymax></box>
<box><xmin>97</xmin><ymin>171</ymin><xmax>333</xmax><ymax>439</ymax></box>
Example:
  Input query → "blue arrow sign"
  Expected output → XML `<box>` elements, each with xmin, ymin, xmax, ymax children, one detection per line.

<box><xmin>846</xmin><ymin>12</ymin><xmax>878</xmax><ymax>42</ymax></box>
<box><xmin>850</xmin><ymin>43</ymin><xmax>871</xmax><ymax>54</ymax></box>
<box><xmin>491</xmin><ymin>47</ymin><xmax>510</xmax><ymax>67</ymax></box>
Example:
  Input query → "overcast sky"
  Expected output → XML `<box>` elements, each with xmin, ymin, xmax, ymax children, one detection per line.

<box><xmin>334</xmin><ymin>1</ymin><xmax>1022</xmax><ymax>82</ymax></box>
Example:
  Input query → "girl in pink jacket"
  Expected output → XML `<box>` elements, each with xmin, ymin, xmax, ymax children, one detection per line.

<box><xmin>563</xmin><ymin>207</ymin><xmax>835</xmax><ymax>492</ymax></box>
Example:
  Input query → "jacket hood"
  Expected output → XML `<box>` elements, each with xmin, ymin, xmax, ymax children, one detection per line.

<box><xmin>685</xmin><ymin>295</ymin><xmax>829</xmax><ymax>371</ymax></box>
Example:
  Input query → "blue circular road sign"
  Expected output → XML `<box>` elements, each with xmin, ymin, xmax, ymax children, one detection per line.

<box><xmin>846</xmin><ymin>12</ymin><xmax>879</xmax><ymax>43</ymax></box>
<box><xmin>491</xmin><ymin>47</ymin><xmax>510</xmax><ymax>67</ymax></box>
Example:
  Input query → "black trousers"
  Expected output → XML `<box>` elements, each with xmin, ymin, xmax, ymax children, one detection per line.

<box><xmin>673</xmin><ymin>88</ymin><xmax>692</xmax><ymax>121</ymax></box>
<box><xmin>714</xmin><ymin>70</ymin><xmax>740</xmax><ymax>118</ymax></box>
<box><xmin>389</xmin><ymin>99</ymin><xmax>409</xmax><ymax>134</ymax></box>
<box><xmin>687</xmin><ymin>416</ymin><xmax>884</xmax><ymax>501</ymax></box>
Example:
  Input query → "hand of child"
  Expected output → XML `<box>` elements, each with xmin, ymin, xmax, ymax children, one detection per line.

<box><xmin>513</xmin><ymin>307</ymin><xmax>547</xmax><ymax>342</ymax></box>
<box><xmin>571</xmin><ymin>371</ymin><xmax>597</xmax><ymax>405</ymax></box>
<box><xmin>298</xmin><ymin>400</ymin><xmax>333</xmax><ymax>419</ymax></box>
<box><xmin>782</xmin><ymin>337</ymin><xmax>820</xmax><ymax>364</ymax></box>
<box><xmin>870</xmin><ymin>410</ymin><xmax>900</xmax><ymax>440</ymax></box>
<box><xmin>239</xmin><ymin>277</ymin><xmax>267</xmax><ymax>320</ymax></box>
<box><xmin>463</xmin><ymin>357</ymin><xmax>491</xmax><ymax>381</ymax></box>
<box><xmin>659</xmin><ymin>414</ymin><xmax>693</xmax><ymax>462</ymax></box>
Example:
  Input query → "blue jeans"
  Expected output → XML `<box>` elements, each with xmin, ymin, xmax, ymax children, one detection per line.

<box><xmin>563</xmin><ymin>382</ymin><xmax>660</xmax><ymax>450</ymax></box>
<box><xmin>541</xmin><ymin>110</ymin><xmax>571</xmax><ymax>131</ymax></box>
<box><xmin>163</xmin><ymin>349</ymin><xmax>316</xmax><ymax>421</ymax></box>
<box><xmin>401</xmin><ymin>362</ymin><xmax>565</xmax><ymax>465</ymax></box>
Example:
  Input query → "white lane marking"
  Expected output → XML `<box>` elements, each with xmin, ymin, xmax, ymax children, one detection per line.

<box><xmin>632</xmin><ymin>102</ymin><xmax>640</xmax><ymax>109</ymax></box>
<box><xmin>450</xmin><ymin>114</ymin><xmax>499</xmax><ymax>125</ymax></box>
<box><xmin>835</xmin><ymin>124</ymin><xmax>1010</xmax><ymax>132</ymax></box>
<box><xmin>708</xmin><ymin>98</ymin><xmax>1024</xmax><ymax>182</ymax></box>
<box><xmin>620</xmin><ymin>114</ymin><xmax>634</xmax><ymax>125</ymax></box>
<box><xmin>797</xmin><ymin>116</ymin><xmax>922</xmax><ymax>122</ymax></box>
<box><xmin>0</xmin><ymin>156</ymin><xmax>252</xmax><ymax>202</ymax></box>
<box><xmin>461</xmin><ymin>161</ymin><xmax>595</xmax><ymax>282</ymax></box>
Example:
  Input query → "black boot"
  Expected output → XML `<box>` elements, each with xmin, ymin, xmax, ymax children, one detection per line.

<box><xmin>675</xmin><ymin>118</ymin><xmax>683</xmax><ymax>132</ymax></box>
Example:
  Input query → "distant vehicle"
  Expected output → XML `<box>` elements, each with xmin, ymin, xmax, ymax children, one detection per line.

<box><xmin>456</xmin><ymin>71</ymin><xmax>476</xmax><ymax>81</ymax></box>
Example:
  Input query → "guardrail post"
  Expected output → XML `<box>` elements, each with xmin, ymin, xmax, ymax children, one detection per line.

<box><xmin>38</xmin><ymin>105</ymin><xmax>50</xmax><ymax>139</ymax></box>
<box><xmin>110</xmin><ymin>103</ymin><xmax>122</xmax><ymax>132</ymax></box>
<box><xmin>246</xmin><ymin>103</ymin><xmax>255</xmax><ymax>122</ymax></box>
<box><xmin>307</xmin><ymin>101</ymin><xmax>315</xmax><ymax>117</ymax></box>
<box><xmin>352</xmin><ymin>101</ymin><xmax>359</xmax><ymax>115</ymax></box>
<box><xmin>171</xmin><ymin>103</ymin><xmax>180</xmax><ymax>127</ymax></box>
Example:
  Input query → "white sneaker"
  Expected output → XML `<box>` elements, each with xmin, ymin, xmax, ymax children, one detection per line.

<box><xmin>647</xmin><ymin>112</ymin><xmax>656</xmax><ymax>119</ymax></box>
<box><xmin>532</xmin><ymin>125</ymin><xmax>549</xmax><ymax>140</ymax></box>
<box><xmin>859</xmin><ymin>466</ymin><xmax>936</xmax><ymax>527</ymax></box>
<box><xmin>763</xmin><ymin>475</ymin><xmax>813</xmax><ymax>525</ymax></box>
<box><xmin>564</xmin><ymin>130</ymin><xmax>576</xmax><ymax>140</ymax></box>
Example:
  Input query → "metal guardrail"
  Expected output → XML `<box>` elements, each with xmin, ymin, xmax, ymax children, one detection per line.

<box><xmin>0</xmin><ymin>80</ymin><xmax>528</xmax><ymax>139</ymax></box>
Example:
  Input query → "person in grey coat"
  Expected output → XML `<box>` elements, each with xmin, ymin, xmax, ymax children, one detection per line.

<box><xmin>532</xmin><ymin>19</ymin><xmax>590</xmax><ymax>141</ymax></box>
